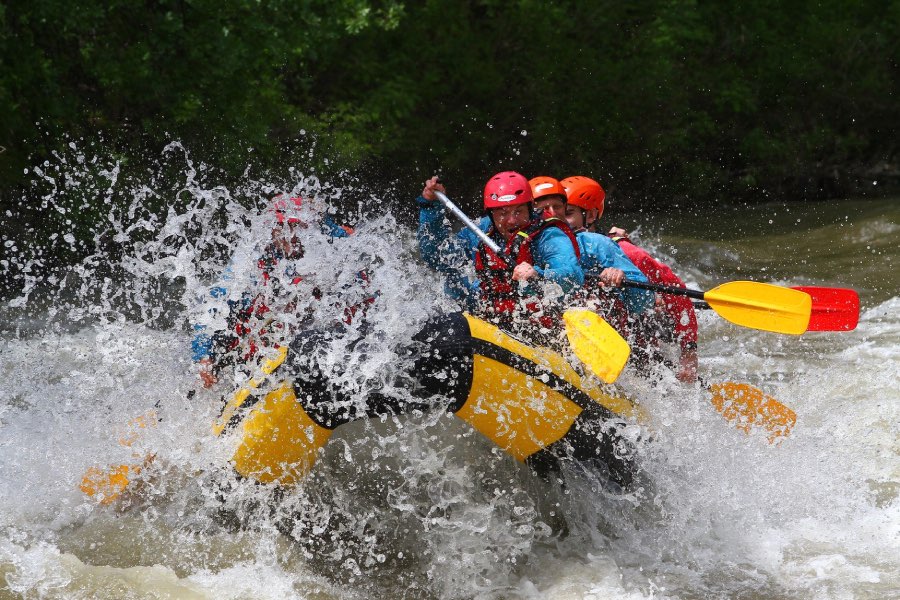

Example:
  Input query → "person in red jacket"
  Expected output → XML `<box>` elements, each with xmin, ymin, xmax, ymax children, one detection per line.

<box><xmin>606</xmin><ymin>226</ymin><xmax>698</xmax><ymax>383</ymax></box>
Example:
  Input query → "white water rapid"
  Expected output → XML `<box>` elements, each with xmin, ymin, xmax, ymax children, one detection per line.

<box><xmin>1</xmin><ymin>145</ymin><xmax>897</xmax><ymax>599</ymax></box>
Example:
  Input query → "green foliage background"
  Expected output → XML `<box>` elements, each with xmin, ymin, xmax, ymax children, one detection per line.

<box><xmin>2</xmin><ymin>0</ymin><xmax>898</xmax><ymax>225</ymax></box>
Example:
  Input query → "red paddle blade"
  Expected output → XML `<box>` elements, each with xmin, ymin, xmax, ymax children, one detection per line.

<box><xmin>791</xmin><ymin>287</ymin><xmax>860</xmax><ymax>331</ymax></box>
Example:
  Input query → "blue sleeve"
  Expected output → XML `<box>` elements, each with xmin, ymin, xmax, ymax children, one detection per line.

<box><xmin>321</xmin><ymin>216</ymin><xmax>351</xmax><ymax>238</ymax></box>
<box><xmin>417</xmin><ymin>197</ymin><xmax>453</xmax><ymax>270</ymax></box>
<box><xmin>191</xmin><ymin>265</ymin><xmax>234</xmax><ymax>361</ymax></box>
<box><xmin>191</xmin><ymin>324</ymin><xmax>213</xmax><ymax>361</ymax></box>
<box><xmin>579</xmin><ymin>233</ymin><xmax>654</xmax><ymax>313</ymax></box>
<box><xmin>455</xmin><ymin>216</ymin><xmax>492</xmax><ymax>249</ymax></box>
<box><xmin>530</xmin><ymin>228</ymin><xmax>584</xmax><ymax>294</ymax></box>
<box><xmin>416</xmin><ymin>196</ymin><xmax>482</xmax><ymax>302</ymax></box>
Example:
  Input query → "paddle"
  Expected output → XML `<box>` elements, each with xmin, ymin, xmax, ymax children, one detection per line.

<box><xmin>81</xmin><ymin>346</ymin><xmax>289</xmax><ymax>504</ymax></box>
<box><xmin>791</xmin><ymin>286</ymin><xmax>859</xmax><ymax>331</ymax></box>
<box><xmin>432</xmin><ymin>190</ymin><xmax>630</xmax><ymax>382</ymax></box>
<box><xmin>562</xmin><ymin>308</ymin><xmax>632</xmax><ymax>383</ymax></box>
<box><xmin>707</xmin><ymin>381</ymin><xmax>796</xmax><ymax>443</ymax></box>
<box><xmin>623</xmin><ymin>279</ymin><xmax>812</xmax><ymax>335</ymax></box>
<box><xmin>693</xmin><ymin>286</ymin><xmax>859</xmax><ymax>332</ymax></box>
<box><xmin>79</xmin><ymin>411</ymin><xmax>159</xmax><ymax>505</ymax></box>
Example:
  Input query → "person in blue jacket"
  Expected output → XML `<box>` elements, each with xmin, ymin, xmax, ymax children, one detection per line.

<box><xmin>527</xmin><ymin>176</ymin><xmax>654</xmax><ymax>337</ymax></box>
<box><xmin>417</xmin><ymin>171</ymin><xmax>583</xmax><ymax>343</ymax></box>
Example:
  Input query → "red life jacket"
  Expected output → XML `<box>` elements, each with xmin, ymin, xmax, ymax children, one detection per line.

<box><xmin>473</xmin><ymin>216</ymin><xmax>580</xmax><ymax>332</ymax></box>
<box><xmin>223</xmin><ymin>244</ymin><xmax>304</xmax><ymax>363</ymax></box>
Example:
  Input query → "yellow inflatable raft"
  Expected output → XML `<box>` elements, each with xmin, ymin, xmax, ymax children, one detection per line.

<box><xmin>214</xmin><ymin>312</ymin><xmax>644</xmax><ymax>489</ymax></box>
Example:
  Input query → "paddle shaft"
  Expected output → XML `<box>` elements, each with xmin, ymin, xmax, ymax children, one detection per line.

<box><xmin>432</xmin><ymin>191</ymin><xmax>506</xmax><ymax>257</ymax></box>
<box><xmin>428</xmin><ymin>203</ymin><xmax>697</xmax><ymax>303</ymax></box>
<box><xmin>623</xmin><ymin>278</ymin><xmax>705</xmax><ymax>300</ymax></box>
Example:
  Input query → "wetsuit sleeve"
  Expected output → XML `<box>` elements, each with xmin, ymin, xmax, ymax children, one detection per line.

<box><xmin>617</xmin><ymin>240</ymin><xmax>699</xmax><ymax>352</ymax></box>
<box><xmin>416</xmin><ymin>196</ymin><xmax>481</xmax><ymax>302</ymax></box>
<box><xmin>530</xmin><ymin>227</ymin><xmax>584</xmax><ymax>294</ymax></box>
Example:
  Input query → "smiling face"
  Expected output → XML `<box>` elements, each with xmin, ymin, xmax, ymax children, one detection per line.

<box><xmin>490</xmin><ymin>203</ymin><xmax>532</xmax><ymax>241</ymax></box>
<box><xmin>564</xmin><ymin>203</ymin><xmax>586</xmax><ymax>231</ymax></box>
<box><xmin>534</xmin><ymin>194</ymin><xmax>567</xmax><ymax>219</ymax></box>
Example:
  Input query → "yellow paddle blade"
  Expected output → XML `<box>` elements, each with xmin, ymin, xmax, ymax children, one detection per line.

<box><xmin>705</xmin><ymin>281</ymin><xmax>811</xmax><ymax>335</ymax></box>
<box><xmin>563</xmin><ymin>308</ymin><xmax>631</xmax><ymax>383</ymax></box>
<box><xmin>709</xmin><ymin>382</ymin><xmax>796</xmax><ymax>442</ymax></box>
<box><xmin>81</xmin><ymin>410</ymin><xmax>158</xmax><ymax>505</ymax></box>
<box><xmin>79</xmin><ymin>454</ymin><xmax>158</xmax><ymax>505</ymax></box>
<box><xmin>117</xmin><ymin>410</ymin><xmax>157</xmax><ymax>447</ymax></box>
<box><xmin>81</xmin><ymin>411</ymin><xmax>161</xmax><ymax>504</ymax></box>
<box><xmin>80</xmin><ymin>464</ymin><xmax>133</xmax><ymax>504</ymax></box>
<box><xmin>213</xmin><ymin>346</ymin><xmax>289</xmax><ymax>436</ymax></box>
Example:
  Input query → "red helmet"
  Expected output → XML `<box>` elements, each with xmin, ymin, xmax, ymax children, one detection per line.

<box><xmin>272</xmin><ymin>195</ymin><xmax>303</xmax><ymax>224</ymax></box>
<box><xmin>528</xmin><ymin>176</ymin><xmax>567</xmax><ymax>201</ymax></box>
<box><xmin>483</xmin><ymin>171</ymin><xmax>533</xmax><ymax>210</ymax></box>
<box><xmin>561</xmin><ymin>176</ymin><xmax>605</xmax><ymax>219</ymax></box>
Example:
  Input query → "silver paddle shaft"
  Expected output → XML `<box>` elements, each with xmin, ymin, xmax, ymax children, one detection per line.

<box><xmin>433</xmin><ymin>191</ymin><xmax>503</xmax><ymax>255</ymax></box>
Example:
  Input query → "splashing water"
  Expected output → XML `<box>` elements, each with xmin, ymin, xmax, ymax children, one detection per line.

<box><xmin>1</xmin><ymin>144</ymin><xmax>897</xmax><ymax>599</ymax></box>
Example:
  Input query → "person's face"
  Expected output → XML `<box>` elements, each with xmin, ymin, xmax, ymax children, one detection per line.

<box><xmin>490</xmin><ymin>204</ymin><xmax>531</xmax><ymax>241</ymax></box>
<box><xmin>534</xmin><ymin>195</ymin><xmax>567</xmax><ymax>219</ymax></box>
<box><xmin>565</xmin><ymin>204</ymin><xmax>586</xmax><ymax>230</ymax></box>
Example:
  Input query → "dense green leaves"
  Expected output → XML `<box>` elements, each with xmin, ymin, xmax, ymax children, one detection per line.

<box><xmin>1</xmin><ymin>0</ymin><xmax>898</xmax><ymax>219</ymax></box>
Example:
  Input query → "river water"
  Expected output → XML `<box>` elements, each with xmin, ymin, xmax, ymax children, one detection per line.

<box><xmin>1</xmin><ymin>147</ymin><xmax>897</xmax><ymax>599</ymax></box>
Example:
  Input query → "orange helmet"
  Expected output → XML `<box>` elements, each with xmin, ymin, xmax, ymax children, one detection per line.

<box><xmin>528</xmin><ymin>176</ymin><xmax>566</xmax><ymax>201</ymax></box>
<box><xmin>561</xmin><ymin>176</ymin><xmax>605</xmax><ymax>219</ymax></box>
